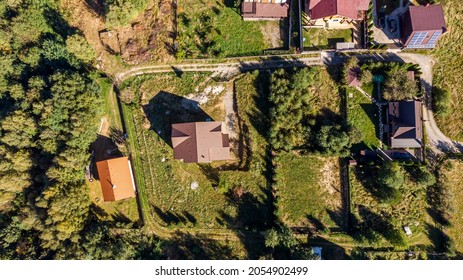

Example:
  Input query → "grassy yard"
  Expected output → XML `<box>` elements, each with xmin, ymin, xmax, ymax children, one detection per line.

<box><xmin>439</xmin><ymin>159</ymin><xmax>463</xmax><ymax>254</ymax></box>
<box><xmin>346</xmin><ymin>87</ymin><xmax>380</xmax><ymax>152</ymax></box>
<box><xmin>177</xmin><ymin>1</ymin><xmax>285</xmax><ymax>58</ymax></box>
<box><xmin>275</xmin><ymin>154</ymin><xmax>343</xmax><ymax>230</ymax></box>
<box><xmin>303</xmin><ymin>28</ymin><xmax>352</xmax><ymax>49</ymax></box>
<box><xmin>349</xmin><ymin>165</ymin><xmax>433</xmax><ymax>250</ymax></box>
<box><xmin>432</xmin><ymin>0</ymin><xmax>463</xmax><ymax>141</ymax></box>
<box><xmin>121</xmin><ymin>72</ymin><xmax>272</xmax><ymax>231</ymax></box>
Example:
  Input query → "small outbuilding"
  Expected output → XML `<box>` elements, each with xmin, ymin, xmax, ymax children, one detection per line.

<box><xmin>95</xmin><ymin>157</ymin><xmax>136</xmax><ymax>202</ymax></box>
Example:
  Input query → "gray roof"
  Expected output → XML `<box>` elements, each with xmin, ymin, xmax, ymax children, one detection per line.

<box><xmin>388</xmin><ymin>101</ymin><xmax>423</xmax><ymax>148</ymax></box>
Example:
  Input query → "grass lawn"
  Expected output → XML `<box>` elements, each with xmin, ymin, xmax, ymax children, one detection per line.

<box><xmin>303</xmin><ymin>28</ymin><xmax>352</xmax><ymax>49</ymax></box>
<box><xmin>121</xmin><ymin>72</ymin><xmax>272</xmax><ymax>231</ymax></box>
<box><xmin>275</xmin><ymin>154</ymin><xmax>344</xmax><ymax>230</ymax></box>
<box><xmin>433</xmin><ymin>1</ymin><xmax>463</xmax><ymax>141</ymax></box>
<box><xmin>439</xmin><ymin>159</ymin><xmax>463</xmax><ymax>253</ymax></box>
<box><xmin>177</xmin><ymin>1</ymin><xmax>285</xmax><ymax>58</ymax></box>
<box><xmin>88</xmin><ymin>180</ymin><xmax>140</xmax><ymax>225</ymax></box>
<box><xmin>349</xmin><ymin>165</ymin><xmax>433</xmax><ymax>250</ymax></box>
<box><xmin>346</xmin><ymin>87</ymin><xmax>380</xmax><ymax>152</ymax></box>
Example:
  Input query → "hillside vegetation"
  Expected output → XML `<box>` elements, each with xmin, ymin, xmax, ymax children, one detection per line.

<box><xmin>432</xmin><ymin>0</ymin><xmax>463</xmax><ymax>140</ymax></box>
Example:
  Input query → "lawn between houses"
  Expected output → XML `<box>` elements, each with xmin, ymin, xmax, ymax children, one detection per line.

<box><xmin>303</xmin><ymin>28</ymin><xmax>353</xmax><ymax>49</ymax></box>
<box><xmin>346</xmin><ymin>87</ymin><xmax>380</xmax><ymax>152</ymax></box>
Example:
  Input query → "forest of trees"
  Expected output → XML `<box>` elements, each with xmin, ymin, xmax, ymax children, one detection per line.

<box><xmin>0</xmin><ymin>0</ymin><xmax>162</xmax><ymax>259</ymax></box>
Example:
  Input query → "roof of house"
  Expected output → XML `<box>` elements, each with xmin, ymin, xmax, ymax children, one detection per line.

<box><xmin>308</xmin><ymin>0</ymin><xmax>370</xmax><ymax>20</ymax></box>
<box><xmin>171</xmin><ymin>122</ymin><xmax>230</xmax><ymax>163</ymax></box>
<box><xmin>407</xmin><ymin>5</ymin><xmax>446</xmax><ymax>32</ymax></box>
<box><xmin>347</xmin><ymin>67</ymin><xmax>362</xmax><ymax>87</ymax></box>
<box><xmin>388</xmin><ymin>101</ymin><xmax>423</xmax><ymax>148</ymax></box>
<box><xmin>96</xmin><ymin>157</ymin><xmax>136</xmax><ymax>202</ymax></box>
<box><xmin>242</xmin><ymin>2</ymin><xmax>289</xmax><ymax>19</ymax></box>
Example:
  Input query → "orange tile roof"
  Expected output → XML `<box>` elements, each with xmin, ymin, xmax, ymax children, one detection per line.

<box><xmin>171</xmin><ymin>122</ymin><xmax>230</xmax><ymax>163</ymax></box>
<box><xmin>96</xmin><ymin>157</ymin><xmax>136</xmax><ymax>201</ymax></box>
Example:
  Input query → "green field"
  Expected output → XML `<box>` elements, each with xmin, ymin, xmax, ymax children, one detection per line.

<box><xmin>177</xmin><ymin>1</ymin><xmax>285</xmax><ymax>58</ymax></box>
<box><xmin>303</xmin><ymin>28</ymin><xmax>352</xmax><ymax>49</ymax></box>
<box><xmin>346</xmin><ymin>87</ymin><xmax>380</xmax><ymax>151</ymax></box>
<box><xmin>275</xmin><ymin>154</ymin><xmax>344</xmax><ymax>230</ymax></box>
<box><xmin>349</xmin><ymin>165</ymin><xmax>433</xmax><ymax>250</ymax></box>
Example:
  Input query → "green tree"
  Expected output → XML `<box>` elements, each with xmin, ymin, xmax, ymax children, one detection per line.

<box><xmin>383</xmin><ymin>68</ymin><xmax>419</xmax><ymax>100</ymax></box>
<box><xmin>378</xmin><ymin>161</ymin><xmax>404</xmax><ymax>190</ymax></box>
<box><xmin>269</xmin><ymin>68</ymin><xmax>314</xmax><ymax>151</ymax></box>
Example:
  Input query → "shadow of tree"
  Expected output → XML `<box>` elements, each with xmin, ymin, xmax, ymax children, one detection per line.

<box><xmin>142</xmin><ymin>91</ymin><xmax>213</xmax><ymax>146</ymax></box>
<box><xmin>164</xmin><ymin>231</ymin><xmax>239</xmax><ymax>260</ymax></box>
<box><xmin>218</xmin><ymin>187</ymin><xmax>272</xmax><ymax>259</ymax></box>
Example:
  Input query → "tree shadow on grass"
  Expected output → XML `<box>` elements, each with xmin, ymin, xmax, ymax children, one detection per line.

<box><xmin>153</xmin><ymin>206</ymin><xmax>192</xmax><ymax>226</ymax></box>
<box><xmin>142</xmin><ymin>91</ymin><xmax>213</xmax><ymax>146</ymax></box>
<box><xmin>355</xmin><ymin>205</ymin><xmax>405</xmax><ymax>247</ymax></box>
<box><xmin>164</xmin><ymin>231</ymin><xmax>239</xmax><ymax>260</ymax></box>
<box><xmin>218</xmin><ymin>187</ymin><xmax>272</xmax><ymax>259</ymax></box>
<box><xmin>352</xmin><ymin>164</ymin><xmax>400</xmax><ymax>203</ymax></box>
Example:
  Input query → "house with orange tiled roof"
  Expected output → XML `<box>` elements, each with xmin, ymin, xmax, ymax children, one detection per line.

<box><xmin>171</xmin><ymin>121</ymin><xmax>230</xmax><ymax>163</ymax></box>
<box><xmin>96</xmin><ymin>157</ymin><xmax>136</xmax><ymax>202</ymax></box>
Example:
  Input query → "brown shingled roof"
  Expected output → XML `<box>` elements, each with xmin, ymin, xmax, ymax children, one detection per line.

<box><xmin>388</xmin><ymin>101</ymin><xmax>423</xmax><ymax>148</ymax></box>
<box><xmin>242</xmin><ymin>2</ymin><xmax>289</xmax><ymax>19</ymax></box>
<box><xmin>96</xmin><ymin>157</ymin><xmax>136</xmax><ymax>202</ymax></box>
<box><xmin>171</xmin><ymin>122</ymin><xmax>230</xmax><ymax>163</ymax></box>
<box><xmin>308</xmin><ymin>0</ymin><xmax>370</xmax><ymax>20</ymax></box>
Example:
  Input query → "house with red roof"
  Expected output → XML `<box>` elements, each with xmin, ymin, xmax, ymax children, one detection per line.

<box><xmin>305</xmin><ymin>0</ymin><xmax>370</xmax><ymax>28</ymax></box>
<box><xmin>400</xmin><ymin>4</ymin><xmax>446</xmax><ymax>49</ymax></box>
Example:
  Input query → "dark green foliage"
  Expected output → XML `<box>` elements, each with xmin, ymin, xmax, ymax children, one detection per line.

<box><xmin>314</xmin><ymin>124</ymin><xmax>354</xmax><ymax>156</ymax></box>
<box><xmin>378</xmin><ymin>162</ymin><xmax>405</xmax><ymax>190</ymax></box>
<box><xmin>433</xmin><ymin>86</ymin><xmax>451</xmax><ymax>117</ymax></box>
<box><xmin>262</xmin><ymin>225</ymin><xmax>318</xmax><ymax>260</ymax></box>
<box><xmin>0</xmin><ymin>1</ymin><xmax>115</xmax><ymax>259</ymax></box>
<box><xmin>269</xmin><ymin>68</ymin><xmax>314</xmax><ymax>151</ymax></box>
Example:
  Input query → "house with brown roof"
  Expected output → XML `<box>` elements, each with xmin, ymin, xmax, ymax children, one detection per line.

<box><xmin>305</xmin><ymin>0</ymin><xmax>370</xmax><ymax>28</ymax></box>
<box><xmin>95</xmin><ymin>157</ymin><xmax>136</xmax><ymax>202</ymax></box>
<box><xmin>171</xmin><ymin>121</ymin><xmax>230</xmax><ymax>163</ymax></box>
<box><xmin>241</xmin><ymin>0</ymin><xmax>289</xmax><ymax>20</ymax></box>
<box><xmin>400</xmin><ymin>4</ymin><xmax>446</xmax><ymax>49</ymax></box>
<box><xmin>387</xmin><ymin>100</ymin><xmax>423</xmax><ymax>149</ymax></box>
<box><xmin>347</xmin><ymin>67</ymin><xmax>362</xmax><ymax>87</ymax></box>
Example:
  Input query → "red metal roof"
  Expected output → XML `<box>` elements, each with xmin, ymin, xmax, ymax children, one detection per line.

<box><xmin>308</xmin><ymin>0</ymin><xmax>370</xmax><ymax>20</ymax></box>
<box><xmin>408</xmin><ymin>5</ymin><xmax>446</xmax><ymax>32</ymax></box>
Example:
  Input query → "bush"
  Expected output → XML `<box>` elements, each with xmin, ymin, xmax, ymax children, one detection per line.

<box><xmin>433</xmin><ymin>86</ymin><xmax>451</xmax><ymax>117</ymax></box>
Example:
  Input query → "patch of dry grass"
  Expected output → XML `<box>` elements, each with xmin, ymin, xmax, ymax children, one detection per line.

<box><xmin>439</xmin><ymin>159</ymin><xmax>463</xmax><ymax>252</ymax></box>
<box><xmin>432</xmin><ymin>1</ymin><xmax>463</xmax><ymax>141</ymax></box>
